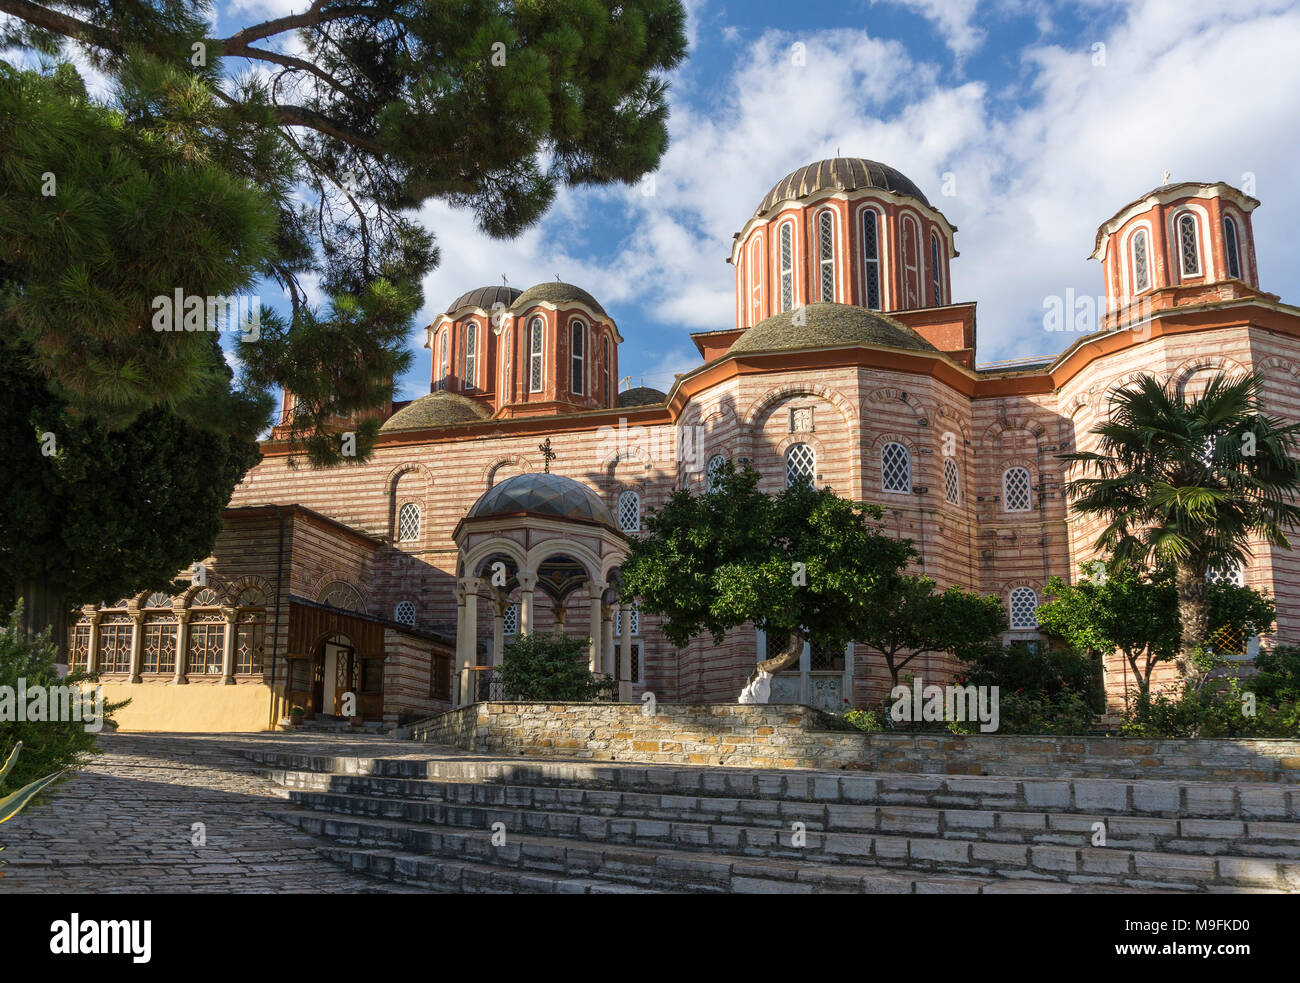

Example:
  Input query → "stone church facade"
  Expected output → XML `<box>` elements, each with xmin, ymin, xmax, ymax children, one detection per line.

<box><xmin>71</xmin><ymin>157</ymin><xmax>1300</xmax><ymax>731</ymax></box>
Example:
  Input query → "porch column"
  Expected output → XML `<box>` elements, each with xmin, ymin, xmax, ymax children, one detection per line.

<box><xmin>127</xmin><ymin>605</ymin><xmax>144</xmax><ymax>684</ymax></box>
<box><xmin>456</xmin><ymin>577</ymin><xmax>479</xmax><ymax>702</ymax></box>
<box><xmin>618</xmin><ymin>599</ymin><xmax>633</xmax><ymax>701</ymax></box>
<box><xmin>587</xmin><ymin>584</ymin><xmax>604</xmax><ymax>674</ymax></box>
<box><xmin>519</xmin><ymin>571</ymin><xmax>536</xmax><ymax>635</ymax></box>
<box><xmin>492</xmin><ymin>597</ymin><xmax>505</xmax><ymax>668</ymax></box>
<box><xmin>85</xmin><ymin>608</ymin><xmax>101</xmax><ymax>674</ymax></box>
<box><xmin>221</xmin><ymin>606</ymin><xmax>238</xmax><ymax>685</ymax></box>
<box><xmin>173</xmin><ymin>610</ymin><xmax>190</xmax><ymax>684</ymax></box>
<box><xmin>601</xmin><ymin>605</ymin><xmax>615</xmax><ymax>677</ymax></box>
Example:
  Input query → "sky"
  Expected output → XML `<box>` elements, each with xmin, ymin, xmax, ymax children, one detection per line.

<box><xmin>14</xmin><ymin>0</ymin><xmax>1300</xmax><ymax>403</ymax></box>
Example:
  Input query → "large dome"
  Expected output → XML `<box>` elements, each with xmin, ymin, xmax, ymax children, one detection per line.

<box><xmin>510</xmin><ymin>281</ymin><xmax>607</xmax><ymax>317</ymax></box>
<box><xmin>445</xmin><ymin>284</ymin><xmax>521</xmax><ymax>314</ymax></box>
<box><xmin>728</xmin><ymin>303</ymin><xmax>938</xmax><ymax>355</ymax></box>
<box><xmin>755</xmin><ymin>158</ymin><xmax>931</xmax><ymax>217</ymax></box>
<box><xmin>465</xmin><ymin>473</ymin><xmax>618</xmax><ymax>530</ymax></box>
<box><xmin>380</xmin><ymin>391</ymin><xmax>491</xmax><ymax>432</ymax></box>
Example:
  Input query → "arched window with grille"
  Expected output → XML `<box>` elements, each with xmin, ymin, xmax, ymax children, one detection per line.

<box><xmin>1003</xmin><ymin>467</ymin><xmax>1032</xmax><ymax>512</ymax></box>
<box><xmin>861</xmin><ymin>207</ymin><xmax>882</xmax><ymax>310</ymax></box>
<box><xmin>785</xmin><ymin>442</ymin><xmax>815</xmax><ymax>488</ymax></box>
<box><xmin>529</xmin><ymin>317</ymin><xmax>545</xmax><ymax>393</ymax></box>
<box><xmin>618</xmin><ymin>490</ymin><xmax>640</xmax><ymax>533</ymax></box>
<box><xmin>500</xmin><ymin>326</ymin><xmax>511</xmax><ymax>400</ymax></box>
<box><xmin>1008</xmin><ymin>587</ymin><xmax>1039</xmax><ymax>630</ymax></box>
<box><xmin>461</xmin><ymin>321</ymin><xmax>477</xmax><ymax>390</ymax></box>
<box><xmin>503</xmin><ymin>602</ymin><xmax>519</xmax><ymax>636</ymax></box>
<box><xmin>930</xmin><ymin>232</ymin><xmax>943</xmax><ymax>305</ymax></box>
<box><xmin>1206</xmin><ymin>561</ymin><xmax>1244</xmax><ymax>586</ymax></box>
<box><xmin>1177</xmin><ymin>212</ymin><xmax>1201</xmax><ymax>277</ymax></box>
<box><xmin>901</xmin><ymin>214</ymin><xmax>921</xmax><ymax>308</ymax></box>
<box><xmin>397</xmin><ymin>502</ymin><xmax>421</xmax><ymax>542</ymax></box>
<box><xmin>816</xmin><ymin>210</ymin><xmax>835</xmax><ymax>302</ymax></box>
<box><xmin>881</xmin><ymin>442</ymin><xmax>911</xmax><ymax>493</ymax></box>
<box><xmin>602</xmin><ymin>337</ymin><xmax>611</xmax><ymax>405</ymax></box>
<box><xmin>570</xmin><ymin>320</ymin><xmax>585</xmax><ymax>396</ymax></box>
<box><xmin>778</xmin><ymin>221</ymin><xmax>795</xmax><ymax>312</ymax></box>
<box><xmin>1131</xmin><ymin>228</ymin><xmax>1151</xmax><ymax>293</ymax></box>
<box><xmin>706</xmin><ymin>454</ymin><xmax>726</xmax><ymax>493</ymax></box>
<box><xmin>749</xmin><ymin>237</ymin><xmax>763</xmax><ymax>322</ymax></box>
<box><xmin>436</xmin><ymin>330</ymin><xmax>449</xmax><ymax>391</ymax></box>
<box><xmin>1223</xmin><ymin>216</ymin><xmax>1242</xmax><ymax>279</ymax></box>
<box><xmin>394</xmin><ymin>601</ymin><xmax>416</xmax><ymax>626</ymax></box>
<box><xmin>943</xmin><ymin>457</ymin><xmax>961</xmax><ymax>505</ymax></box>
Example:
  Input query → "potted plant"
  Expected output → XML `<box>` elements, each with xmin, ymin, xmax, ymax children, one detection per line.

<box><xmin>348</xmin><ymin>713</ymin><xmax>365</xmax><ymax>728</ymax></box>
<box><xmin>288</xmin><ymin>707</ymin><xmax>305</xmax><ymax>726</ymax></box>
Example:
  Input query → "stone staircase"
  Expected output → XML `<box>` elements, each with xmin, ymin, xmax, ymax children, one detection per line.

<box><xmin>246</xmin><ymin>748</ymin><xmax>1300</xmax><ymax>894</ymax></box>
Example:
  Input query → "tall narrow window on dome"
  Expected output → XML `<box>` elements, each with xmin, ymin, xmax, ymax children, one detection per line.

<box><xmin>943</xmin><ymin>457</ymin><xmax>961</xmax><ymax>506</ymax></box>
<box><xmin>603</xmin><ymin>337</ymin><xmax>611</xmax><ymax>405</ymax></box>
<box><xmin>881</xmin><ymin>442</ymin><xmax>911</xmax><ymax>493</ymax></box>
<box><xmin>1223</xmin><ymin>216</ymin><xmax>1242</xmax><ymax>279</ymax></box>
<box><xmin>930</xmin><ymin>232</ymin><xmax>943</xmax><ymax>306</ymax></box>
<box><xmin>779</xmin><ymin>221</ymin><xmax>794</xmax><ymax>312</ymax></box>
<box><xmin>862</xmin><ymin>208</ymin><xmax>881</xmax><ymax>310</ymax></box>
<box><xmin>501</xmin><ymin>327</ymin><xmax>511</xmax><ymax>400</ymax></box>
<box><xmin>749</xmin><ymin>238</ymin><xmax>763</xmax><ymax>323</ymax></box>
<box><xmin>902</xmin><ymin>215</ymin><xmax>921</xmax><ymax>308</ymax></box>
<box><xmin>437</xmin><ymin>330</ymin><xmax>449</xmax><ymax>391</ymax></box>
<box><xmin>1131</xmin><ymin>229</ymin><xmax>1151</xmax><ymax>293</ymax></box>
<box><xmin>462</xmin><ymin>321</ymin><xmax>477</xmax><ymax>390</ymax></box>
<box><xmin>817</xmin><ymin>210</ymin><xmax>835</xmax><ymax>302</ymax></box>
<box><xmin>529</xmin><ymin>317</ymin><xmax>544</xmax><ymax>393</ymax></box>
<box><xmin>570</xmin><ymin>320</ymin><xmax>585</xmax><ymax>396</ymax></box>
<box><xmin>785</xmin><ymin>443</ymin><xmax>815</xmax><ymax>488</ymax></box>
<box><xmin>1178</xmin><ymin>212</ymin><xmax>1201</xmax><ymax>277</ymax></box>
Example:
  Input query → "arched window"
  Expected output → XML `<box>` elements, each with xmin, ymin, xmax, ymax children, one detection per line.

<box><xmin>749</xmin><ymin>237</ymin><xmax>763</xmax><ymax>322</ymax></box>
<box><xmin>706</xmin><ymin>454</ymin><xmax>726</xmax><ymax>493</ymax></box>
<box><xmin>1177</xmin><ymin>212</ymin><xmax>1201</xmax><ymax>277</ymax></box>
<box><xmin>235</xmin><ymin>610</ymin><xmax>265</xmax><ymax>674</ymax></box>
<box><xmin>1008</xmin><ymin>587</ymin><xmax>1039</xmax><ymax>630</ymax></box>
<box><xmin>930</xmin><ymin>232</ymin><xmax>943</xmax><ymax>305</ymax></box>
<box><xmin>785</xmin><ymin>443</ymin><xmax>815</xmax><ymax>487</ymax></box>
<box><xmin>602</xmin><ymin>337</ymin><xmax>611</xmax><ymax>405</ymax></box>
<box><xmin>816</xmin><ymin>210</ymin><xmax>835</xmax><ymax>302</ymax></box>
<box><xmin>1223</xmin><ymin>216</ymin><xmax>1242</xmax><ymax>279</ymax></box>
<box><xmin>778</xmin><ymin>221</ymin><xmax>795</xmax><ymax>312</ymax></box>
<box><xmin>503</xmin><ymin>602</ymin><xmax>519</xmax><ymax>636</ymax></box>
<box><xmin>570</xmin><ymin>320</ymin><xmax>585</xmax><ymax>396</ymax></box>
<box><xmin>144</xmin><ymin>591</ymin><xmax>172</xmax><ymax>609</ymax></box>
<box><xmin>1207</xmin><ymin>561</ymin><xmax>1244</xmax><ymax>586</ymax></box>
<box><xmin>142</xmin><ymin>611</ymin><xmax>177</xmax><ymax>674</ymax></box>
<box><xmin>394</xmin><ymin>601</ymin><xmax>416</xmax><ymax>626</ymax></box>
<box><xmin>901</xmin><ymin>214</ymin><xmax>921</xmax><ymax>308</ymax></box>
<box><xmin>500</xmin><ymin>326</ymin><xmax>511</xmax><ymax>400</ymax></box>
<box><xmin>97</xmin><ymin>613</ymin><xmax>133</xmax><ymax>673</ymax></box>
<box><xmin>461</xmin><ymin>321</ymin><xmax>477</xmax><ymax>390</ymax></box>
<box><xmin>943</xmin><ymin>457</ymin><xmax>961</xmax><ymax>506</ymax></box>
<box><xmin>1003</xmin><ymin>467</ymin><xmax>1032</xmax><ymax>512</ymax></box>
<box><xmin>861</xmin><ymin>208</ymin><xmax>882</xmax><ymax>310</ymax></box>
<box><xmin>1131</xmin><ymin>228</ymin><xmax>1151</xmax><ymax>293</ymax></box>
<box><xmin>618</xmin><ymin>490</ymin><xmax>640</xmax><ymax>533</ymax></box>
<box><xmin>436</xmin><ymin>330</ymin><xmax>449</xmax><ymax>391</ymax></box>
<box><xmin>615</xmin><ymin>604</ymin><xmax>639</xmax><ymax>637</ymax></box>
<box><xmin>881</xmin><ymin>442</ymin><xmax>911</xmax><ymax>493</ymax></box>
<box><xmin>397</xmin><ymin>502</ymin><xmax>421</xmax><ymax>542</ymax></box>
<box><xmin>529</xmin><ymin>317</ymin><xmax>545</xmax><ymax>393</ymax></box>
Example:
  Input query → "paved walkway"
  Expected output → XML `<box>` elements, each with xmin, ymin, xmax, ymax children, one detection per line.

<box><xmin>0</xmin><ymin>731</ymin><xmax>440</xmax><ymax>894</ymax></box>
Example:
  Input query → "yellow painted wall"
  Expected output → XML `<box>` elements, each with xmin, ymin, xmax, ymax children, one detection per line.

<box><xmin>100</xmin><ymin>683</ymin><xmax>275</xmax><ymax>732</ymax></box>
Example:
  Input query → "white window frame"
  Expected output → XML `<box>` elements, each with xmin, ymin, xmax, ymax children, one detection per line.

<box><xmin>1172</xmin><ymin>208</ymin><xmax>1205</xmax><ymax>280</ymax></box>
<box><xmin>462</xmin><ymin>321</ymin><xmax>477</xmax><ymax>391</ymax></box>
<box><xmin>397</xmin><ymin>502</ymin><xmax>422</xmax><ymax>542</ymax></box>
<box><xmin>943</xmin><ymin>457</ymin><xmax>961</xmax><ymax>506</ymax></box>
<box><xmin>816</xmin><ymin>208</ymin><xmax>836</xmax><ymax>302</ymax></box>
<box><xmin>749</xmin><ymin>237</ymin><xmax>763</xmax><ymax>323</ymax></box>
<box><xmin>785</xmin><ymin>442</ymin><xmax>815</xmax><ymax>488</ymax></box>
<box><xmin>570</xmin><ymin>319</ymin><xmax>586</xmax><ymax>396</ymax></box>
<box><xmin>778</xmin><ymin>220</ymin><xmax>795</xmax><ymax>313</ymax></box>
<box><xmin>929</xmin><ymin>231</ymin><xmax>943</xmax><ymax>306</ymax></box>
<box><xmin>437</xmin><ymin>330</ymin><xmax>449</xmax><ymax>391</ymax></box>
<box><xmin>617</xmin><ymin>490</ymin><xmax>640</xmax><ymax>533</ymax></box>
<box><xmin>1008</xmin><ymin>587</ymin><xmax>1039</xmax><ymax>630</ymax></box>
<box><xmin>901</xmin><ymin>212</ymin><xmax>922</xmax><ymax>308</ymax></box>
<box><xmin>881</xmin><ymin>441</ymin><xmax>912</xmax><ymax>494</ymax></box>
<box><xmin>602</xmin><ymin>337</ymin><xmax>611</xmax><ymax>405</ymax></box>
<box><xmin>1003</xmin><ymin>467</ymin><xmax>1032</xmax><ymax>512</ymax></box>
<box><xmin>528</xmin><ymin>316</ymin><xmax>545</xmax><ymax>394</ymax></box>
<box><xmin>706</xmin><ymin>454</ymin><xmax>726</xmax><ymax>493</ymax></box>
<box><xmin>500</xmin><ymin>326</ymin><xmax>511</xmax><ymax>400</ymax></box>
<box><xmin>860</xmin><ymin>205</ymin><xmax>884</xmax><ymax>311</ymax></box>
<box><xmin>1223</xmin><ymin>215</ymin><xmax>1242</xmax><ymax>280</ymax></box>
<box><xmin>1130</xmin><ymin>226</ymin><xmax>1152</xmax><ymax>294</ymax></box>
<box><xmin>394</xmin><ymin>601</ymin><xmax>416</xmax><ymax>626</ymax></box>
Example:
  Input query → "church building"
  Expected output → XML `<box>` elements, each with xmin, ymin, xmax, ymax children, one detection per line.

<box><xmin>70</xmin><ymin>157</ymin><xmax>1300</xmax><ymax>731</ymax></box>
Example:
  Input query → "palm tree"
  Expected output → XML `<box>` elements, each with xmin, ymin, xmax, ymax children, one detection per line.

<box><xmin>1062</xmin><ymin>372</ymin><xmax>1300</xmax><ymax>669</ymax></box>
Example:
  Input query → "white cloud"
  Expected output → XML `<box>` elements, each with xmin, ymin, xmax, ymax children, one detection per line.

<box><xmin>870</xmin><ymin>0</ymin><xmax>986</xmax><ymax>57</ymax></box>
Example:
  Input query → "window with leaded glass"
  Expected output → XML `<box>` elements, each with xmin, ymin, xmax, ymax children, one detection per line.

<box><xmin>779</xmin><ymin>222</ymin><xmax>794</xmax><ymax>312</ymax></box>
<box><xmin>503</xmin><ymin>602</ymin><xmax>519</xmax><ymax>636</ymax></box>
<box><xmin>902</xmin><ymin>215</ymin><xmax>920</xmax><ymax>307</ymax></box>
<box><xmin>70</xmin><ymin>621</ymin><xmax>91</xmax><ymax>671</ymax></box>
<box><xmin>602</xmin><ymin>338</ymin><xmax>611</xmax><ymax>405</ymax></box>
<box><xmin>437</xmin><ymin>330</ymin><xmax>448</xmax><ymax>391</ymax></box>
<box><xmin>1206</xmin><ymin>562</ymin><xmax>1244</xmax><ymax>587</ymax></box>
<box><xmin>1223</xmin><ymin>217</ymin><xmax>1241</xmax><ymax>279</ymax></box>
<box><xmin>145</xmin><ymin>591</ymin><xmax>171</xmax><ymax>609</ymax></box>
<box><xmin>1178</xmin><ymin>213</ymin><xmax>1200</xmax><ymax>276</ymax></box>
<box><xmin>809</xmin><ymin>639</ymin><xmax>845</xmax><ymax>671</ymax></box>
<box><xmin>394</xmin><ymin>601</ymin><xmax>416</xmax><ymax>626</ymax></box>
<box><xmin>862</xmin><ymin>209</ymin><xmax>881</xmax><ymax>310</ymax></box>
<box><xmin>1003</xmin><ymin>467</ymin><xmax>1032</xmax><ymax>512</ymax></box>
<box><xmin>319</xmin><ymin>582</ymin><xmax>365</xmax><ymax>613</ymax></box>
<box><xmin>706</xmin><ymin>454</ymin><xmax>726</xmax><ymax>493</ymax></box>
<box><xmin>1132</xmin><ymin>229</ymin><xmax>1150</xmax><ymax>292</ymax></box>
<box><xmin>881</xmin><ymin>442</ymin><xmax>911</xmax><ymax>493</ymax></box>
<box><xmin>570</xmin><ymin>320</ymin><xmax>585</xmax><ymax>396</ymax></box>
<box><xmin>618</xmin><ymin>490</ymin><xmax>640</xmax><ymax>533</ymax></box>
<box><xmin>142</xmin><ymin>614</ymin><xmax>177</xmax><ymax>673</ymax></box>
<box><xmin>615</xmin><ymin>605</ymin><xmax>639</xmax><ymax>637</ymax></box>
<box><xmin>789</xmin><ymin>406</ymin><xmax>813</xmax><ymax>432</ymax></box>
<box><xmin>397</xmin><ymin>502</ymin><xmax>421</xmax><ymax>542</ymax></box>
<box><xmin>529</xmin><ymin>317</ymin><xmax>545</xmax><ymax>393</ymax></box>
<box><xmin>943</xmin><ymin>457</ymin><xmax>961</xmax><ymax>505</ymax></box>
<box><xmin>930</xmin><ymin>232</ymin><xmax>942</xmax><ymax>305</ymax></box>
<box><xmin>1008</xmin><ymin>587</ymin><xmax>1039</xmax><ymax>630</ymax></box>
<box><xmin>462</xmin><ymin>322</ymin><xmax>477</xmax><ymax>390</ymax></box>
<box><xmin>749</xmin><ymin>238</ymin><xmax>763</xmax><ymax>322</ymax></box>
<box><xmin>187</xmin><ymin>615</ymin><xmax>225</xmax><ymax>675</ymax></box>
<box><xmin>501</xmin><ymin>327</ymin><xmax>511</xmax><ymax>399</ymax></box>
<box><xmin>235</xmin><ymin>614</ymin><xmax>265</xmax><ymax>674</ymax></box>
<box><xmin>785</xmin><ymin>442</ymin><xmax>815</xmax><ymax>487</ymax></box>
<box><xmin>817</xmin><ymin>210</ymin><xmax>835</xmax><ymax>302</ymax></box>
<box><xmin>97</xmin><ymin>615</ymin><xmax>133</xmax><ymax>673</ymax></box>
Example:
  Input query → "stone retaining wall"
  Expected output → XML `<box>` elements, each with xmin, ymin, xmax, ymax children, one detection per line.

<box><xmin>409</xmin><ymin>702</ymin><xmax>1300</xmax><ymax>783</ymax></box>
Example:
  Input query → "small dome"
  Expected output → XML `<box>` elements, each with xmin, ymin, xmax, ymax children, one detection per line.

<box><xmin>445</xmin><ymin>285</ymin><xmax>521</xmax><ymax>315</ymax></box>
<box><xmin>755</xmin><ymin>158</ymin><xmax>930</xmax><ymax>217</ymax></box>
<box><xmin>728</xmin><ymin>303</ymin><xmax>938</xmax><ymax>356</ymax></box>
<box><xmin>618</xmin><ymin>386</ymin><xmax>667</xmax><ymax>407</ymax></box>
<box><xmin>465</xmin><ymin>473</ymin><xmax>618</xmax><ymax>530</ymax></box>
<box><xmin>511</xmin><ymin>281</ymin><xmax>607</xmax><ymax>318</ymax></box>
<box><xmin>380</xmin><ymin>391</ymin><xmax>491</xmax><ymax>432</ymax></box>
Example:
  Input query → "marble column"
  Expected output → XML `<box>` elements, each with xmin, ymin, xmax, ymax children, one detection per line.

<box><xmin>221</xmin><ymin>606</ymin><xmax>238</xmax><ymax>685</ymax></box>
<box><xmin>618</xmin><ymin>600</ymin><xmax>633</xmax><ymax>702</ymax></box>
<box><xmin>587</xmin><ymin>585</ymin><xmax>604</xmax><ymax>674</ymax></box>
<box><xmin>601</xmin><ymin>606</ymin><xmax>615</xmax><ymax>677</ymax></box>
<box><xmin>127</xmin><ymin>607</ymin><xmax>144</xmax><ymax>684</ymax></box>
<box><xmin>173</xmin><ymin>610</ymin><xmax>190</xmax><ymax>685</ymax></box>
<box><xmin>519</xmin><ymin>571</ymin><xmax>536</xmax><ymax>635</ymax></box>
<box><xmin>85</xmin><ymin>608</ymin><xmax>101</xmax><ymax>674</ymax></box>
<box><xmin>492</xmin><ymin>596</ymin><xmax>505</xmax><ymax>668</ymax></box>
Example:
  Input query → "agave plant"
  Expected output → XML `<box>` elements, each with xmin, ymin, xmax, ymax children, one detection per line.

<box><xmin>0</xmin><ymin>742</ymin><xmax>63</xmax><ymax>824</ymax></box>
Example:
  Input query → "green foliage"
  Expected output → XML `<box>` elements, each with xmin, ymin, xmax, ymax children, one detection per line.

<box><xmin>953</xmin><ymin>690</ymin><xmax>1099</xmax><ymax>737</ymax></box>
<box><xmin>957</xmin><ymin>641</ymin><xmax>1105</xmax><ymax>714</ymax></box>
<box><xmin>621</xmin><ymin>462</ymin><xmax>915</xmax><ymax>662</ymax></box>
<box><xmin>1253</xmin><ymin>645</ymin><xmax>1300</xmax><ymax>704</ymax></box>
<box><xmin>840</xmin><ymin>707</ymin><xmax>884</xmax><ymax>733</ymax></box>
<box><xmin>498</xmin><ymin>632</ymin><xmax>608</xmax><ymax>702</ymax></box>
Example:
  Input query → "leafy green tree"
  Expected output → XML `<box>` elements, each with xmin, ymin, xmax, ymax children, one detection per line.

<box><xmin>498</xmin><ymin>632</ymin><xmax>608</xmax><ymax>702</ymax></box>
<box><xmin>855</xmin><ymin>575</ymin><xmax>1005</xmax><ymax>689</ymax></box>
<box><xmin>1062</xmin><ymin>372</ymin><xmax>1300</xmax><ymax>668</ymax></box>
<box><xmin>620</xmin><ymin>462</ymin><xmax>915</xmax><ymax>684</ymax></box>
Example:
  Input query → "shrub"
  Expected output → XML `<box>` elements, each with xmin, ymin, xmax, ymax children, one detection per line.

<box><xmin>958</xmin><ymin>642</ymin><xmax>1105</xmax><ymax>713</ymax></box>
<box><xmin>498</xmin><ymin>632</ymin><xmax>609</xmax><ymax>702</ymax></box>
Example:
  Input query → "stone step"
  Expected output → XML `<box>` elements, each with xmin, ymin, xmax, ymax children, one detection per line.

<box><xmin>269</xmin><ymin>804</ymin><xmax>1294</xmax><ymax>892</ymax></box>
<box><xmin>269</xmin><ymin>809</ymin><xmax>1160</xmax><ymax>894</ymax></box>
<box><xmin>247</xmin><ymin>751</ymin><xmax>1300</xmax><ymax>821</ymax></box>
<box><xmin>282</xmin><ymin>782</ymin><xmax>1300</xmax><ymax>860</ymax></box>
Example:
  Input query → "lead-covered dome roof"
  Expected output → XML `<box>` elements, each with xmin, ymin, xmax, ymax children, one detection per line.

<box><xmin>465</xmin><ymin>473</ymin><xmax>617</xmax><ymax>530</ymax></box>
<box><xmin>445</xmin><ymin>285</ymin><xmax>521</xmax><ymax>314</ymax></box>
<box><xmin>755</xmin><ymin>158</ymin><xmax>931</xmax><ymax>217</ymax></box>
<box><xmin>380</xmin><ymin>391</ymin><xmax>491</xmax><ymax>432</ymax></box>
<box><xmin>728</xmin><ymin>303</ymin><xmax>938</xmax><ymax>355</ymax></box>
<box><xmin>510</xmin><ymin>281</ymin><xmax>607</xmax><ymax>317</ymax></box>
